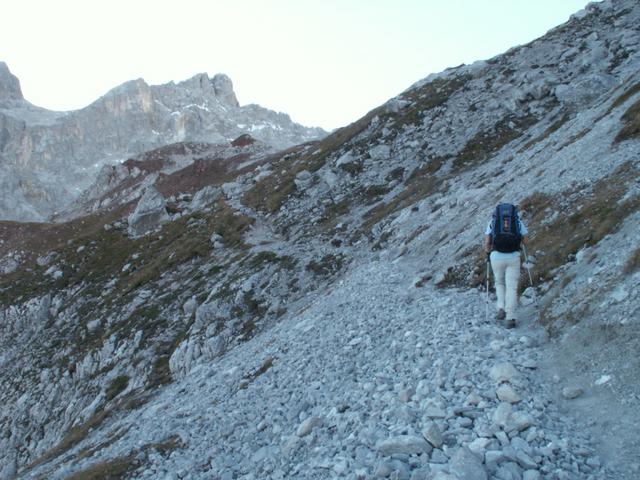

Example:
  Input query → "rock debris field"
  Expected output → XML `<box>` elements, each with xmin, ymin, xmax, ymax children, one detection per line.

<box><xmin>40</xmin><ymin>256</ymin><xmax>627</xmax><ymax>480</ymax></box>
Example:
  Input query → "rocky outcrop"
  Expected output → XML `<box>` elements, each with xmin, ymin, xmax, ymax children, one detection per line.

<box><xmin>0</xmin><ymin>67</ymin><xmax>326</xmax><ymax>222</ymax></box>
<box><xmin>127</xmin><ymin>186</ymin><xmax>169</xmax><ymax>237</ymax></box>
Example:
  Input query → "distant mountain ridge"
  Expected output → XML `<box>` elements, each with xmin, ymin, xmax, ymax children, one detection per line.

<box><xmin>0</xmin><ymin>64</ymin><xmax>326</xmax><ymax>221</ymax></box>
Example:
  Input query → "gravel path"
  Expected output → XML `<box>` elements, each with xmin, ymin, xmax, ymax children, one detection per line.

<box><xmin>45</xmin><ymin>257</ymin><xmax>617</xmax><ymax>480</ymax></box>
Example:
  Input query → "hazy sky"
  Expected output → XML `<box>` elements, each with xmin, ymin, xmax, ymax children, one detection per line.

<box><xmin>2</xmin><ymin>0</ymin><xmax>593</xmax><ymax>130</ymax></box>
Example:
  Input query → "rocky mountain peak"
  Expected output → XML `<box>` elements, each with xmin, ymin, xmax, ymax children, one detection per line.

<box><xmin>0</xmin><ymin>61</ymin><xmax>23</xmax><ymax>102</ymax></box>
<box><xmin>0</xmin><ymin>66</ymin><xmax>325</xmax><ymax>221</ymax></box>
<box><xmin>212</xmin><ymin>73</ymin><xmax>239</xmax><ymax>107</ymax></box>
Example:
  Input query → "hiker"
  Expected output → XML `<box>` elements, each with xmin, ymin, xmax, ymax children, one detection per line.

<box><xmin>483</xmin><ymin>203</ymin><xmax>529</xmax><ymax>328</ymax></box>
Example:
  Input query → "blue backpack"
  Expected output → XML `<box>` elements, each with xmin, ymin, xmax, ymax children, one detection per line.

<box><xmin>491</xmin><ymin>203</ymin><xmax>522</xmax><ymax>253</ymax></box>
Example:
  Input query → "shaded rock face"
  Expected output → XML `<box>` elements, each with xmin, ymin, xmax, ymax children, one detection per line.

<box><xmin>0</xmin><ymin>69</ymin><xmax>325</xmax><ymax>222</ymax></box>
<box><xmin>212</xmin><ymin>73</ymin><xmax>239</xmax><ymax>108</ymax></box>
<box><xmin>0</xmin><ymin>62</ymin><xmax>22</xmax><ymax>102</ymax></box>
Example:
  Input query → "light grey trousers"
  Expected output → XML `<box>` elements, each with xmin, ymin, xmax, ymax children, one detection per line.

<box><xmin>490</xmin><ymin>252</ymin><xmax>521</xmax><ymax>319</ymax></box>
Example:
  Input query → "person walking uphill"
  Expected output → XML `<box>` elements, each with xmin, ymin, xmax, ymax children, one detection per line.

<box><xmin>483</xmin><ymin>203</ymin><xmax>529</xmax><ymax>328</ymax></box>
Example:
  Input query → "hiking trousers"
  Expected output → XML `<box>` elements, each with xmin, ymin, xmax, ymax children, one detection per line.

<box><xmin>490</xmin><ymin>251</ymin><xmax>521</xmax><ymax>320</ymax></box>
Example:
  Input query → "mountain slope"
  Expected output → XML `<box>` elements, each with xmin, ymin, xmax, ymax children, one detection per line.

<box><xmin>0</xmin><ymin>66</ymin><xmax>326</xmax><ymax>222</ymax></box>
<box><xmin>1</xmin><ymin>0</ymin><xmax>639</xmax><ymax>478</ymax></box>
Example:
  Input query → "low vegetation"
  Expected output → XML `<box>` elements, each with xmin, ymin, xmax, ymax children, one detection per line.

<box><xmin>452</xmin><ymin>115</ymin><xmax>538</xmax><ymax>171</ymax></box>
<box><xmin>306</xmin><ymin>254</ymin><xmax>346</xmax><ymax>277</ymax></box>
<box><xmin>28</xmin><ymin>408</ymin><xmax>111</xmax><ymax>470</ymax></box>
<box><xmin>519</xmin><ymin>161</ymin><xmax>640</xmax><ymax>284</ymax></box>
<box><xmin>614</xmin><ymin>97</ymin><xmax>640</xmax><ymax>143</ymax></box>
<box><xmin>623</xmin><ymin>247</ymin><xmax>640</xmax><ymax>275</ymax></box>
<box><xmin>65</xmin><ymin>454</ymin><xmax>138</xmax><ymax>480</ymax></box>
<box><xmin>105</xmin><ymin>375</ymin><xmax>130</xmax><ymax>401</ymax></box>
<box><xmin>243</xmin><ymin>107</ymin><xmax>384</xmax><ymax>214</ymax></box>
<box><xmin>358</xmin><ymin>156</ymin><xmax>447</xmax><ymax>236</ymax></box>
<box><xmin>390</xmin><ymin>74</ymin><xmax>472</xmax><ymax>129</ymax></box>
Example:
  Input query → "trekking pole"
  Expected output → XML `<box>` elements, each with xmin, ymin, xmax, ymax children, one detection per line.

<box><xmin>522</xmin><ymin>244</ymin><xmax>537</xmax><ymax>307</ymax></box>
<box><xmin>522</xmin><ymin>245</ymin><xmax>534</xmax><ymax>288</ymax></box>
<box><xmin>485</xmin><ymin>252</ymin><xmax>490</xmax><ymax>323</ymax></box>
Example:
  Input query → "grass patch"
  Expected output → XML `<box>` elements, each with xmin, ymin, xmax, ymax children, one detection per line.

<box><xmin>244</xmin><ymin>251</ymin><xmax>297</xmax><ymax>270</ymax></box>
<box><xmin>358</xmin><ymin>156</ymin><xmax>447</xmax><ymax>236</ymax></box>
<box><xmin>452</xmin><ymin>114</ymin><xmax>538</xmax><ymax>171</ymax></box>
<box><xmin>306</xmin><ymin>254</ymin><xmax>345</xmax><ymax>276</ymax></box>
<box><xmin>28</xmin><ymin>409</ymin><xmax>111</xmax><ymax>470</ymax></box>
<box><xmin>119</xmin><ymin>200</ymin><xmax>252</xmax><ymax>295</ymax></box>
<box><xmin>608</xmin><ymin>81</ymin><xmax>640</xmax><ymax>112</ymax></box>
<box><xmin>65</xmin><ymin>454</ymin><xmax>138</xmax><ymax>480</ymax></box>
<box><xmin>614</xmin><ymin>97</ymin><xmax>640</xmax><ymax>143</ymax></box>
<box><xmin>105</xmin><ymin>375</ymin><xmax>130</xmax><ymax>401</ymax></box>
<box><xmin>391</xmin><ymin>74</ymin><xmax>472</xmax><ymax>128</ymax></box>
<box><xmin>243</xmin><ymin>107</ymin><xmax>384</xmax><ymax>214</ymax></box>
<box><xmin>519</xmin><ymin>112</ymin><xmax>571</xmax><ymax>152</ymax></box>
<box><xmin>623</xmin><ymin>247</ymin><xmax>640</xmax><ymax>275</ymax></box>
<box><xmin>519</xmin><ymin>162</ymin><xmax>640</xmax><ymax>284</ymax></box>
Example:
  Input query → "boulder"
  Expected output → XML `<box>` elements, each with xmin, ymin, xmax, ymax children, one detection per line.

<box><xmin>127</xmin><ymin>186</ymin><xmax>169</xmax><ymax>237</ymax></box>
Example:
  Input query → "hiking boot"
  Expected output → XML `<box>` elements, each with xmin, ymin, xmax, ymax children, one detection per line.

<box><xmin>505</xmin><ymin>318</ymin><xmax>516</xmax><ymax>329</ymax></box>
<box><xmin>496</xmin><ymin>309</ymin><xmax>506</xmax><ymax>320</ymax></box>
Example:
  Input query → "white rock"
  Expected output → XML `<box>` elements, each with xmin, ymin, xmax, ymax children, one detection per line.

<box><xmin>423</xmin><ymin>422</ymin><xmax>443</xmax><ymax>448</ymax></box>
<box><xmin>523</xmin><ymin>470</ymin><xmax>542</xmax><ymax>480</ymax></box>
<box><xmin>449</xmin><ymin>446</ymin><xmax>487</xmax><ymax>480</ymax></box>
<box><xmin>561</xmin><ymin>387</ymin><xmax>584</xmax><ymax>399</ymax></box>
<box><xmin>496</xmin><ymin>384</ymin><xmax>521</xmax><ymax>404</ymax></box>
<box><xmin>296</xmin><ymin>416</ymin><xmax>323</xmax><ymax>437</ymax></box>
<box><xmin>376</xmin><ymin>435</ymin><xmax>432</xmax><ymax>456</ymax></box>
<box><xmin>468</xmin><ymin>437</ymin><xmax>492</xmax><ymax>456</ymax></box>
<box><xmin>127</xmin><ymin>186</ymin><xmax>169</xmax><ymax>237</ymax></box>
<box><xmin>489</xmin><ymin>362</ymin><xmax>521</xmax><ymax>384</ymax></box>
<box><xmin>493</xmin><ymin>402</ymin><xmax>513</xmax><ymax>429</ymax></box>
<box><xmin>594</xmin><ymin>375</ymin><xmax>611</xmax><ymax>386</ymax></box>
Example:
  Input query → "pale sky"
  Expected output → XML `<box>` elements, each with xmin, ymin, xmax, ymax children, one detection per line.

<box><xmin>1</xmin><ymin>0</ymin><xmax>593</xmax><ymax>131</ymax></box>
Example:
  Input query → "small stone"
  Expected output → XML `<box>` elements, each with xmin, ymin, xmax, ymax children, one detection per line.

<box><xmin>586</xmin><ymin>456</ymin><xmax>601</xmax><ymax>468</ymax></box>
<box><xmin>466</xmin><ymin>392</ymin><xmax>483</xmax><ymax>405</ymax></box>
<box><xmin>399</xmin><ymin>388</ymin><xmax>415</xmax><ymax>402</ymax></box>
<box><xmin>410</xmin><ymin>468</ymin><xmax>431</xmax><ymax>480</ymax></box>
<box><xmin>332</xmin><ymin>457</ymin><xmax>349</xmax><ymax>475</ymax></box>
<box><xmin>594</xmin><ymin>375</ymin><xmax>611</xmax><ymax>386</ymax></box>
<box><xmin>497</xmin><ymin>384</ymin><xmax>521</xmax><ymax>404</ymax></box>
<box><xmin>424</xmin><ymin>405</ymin><xmax>447</xmax><ymax>418</ymax></box>
<box><xmin>495</xmin><ymin>431</ymin><xmax>510</xmax><ymax>446</ymax></box>
<box><xmin>449</xmin><ymin>446</ymin><xmax>487</xmax><ymax>480</ymax></box>
<box><xmin>468</xmin><ymin>437</ymin><xmax>492</xmax><ymax>456</ymax></box>
<box><xmin>561</xmin><ymin>387</ymin><xmax>584</xmax><ymax>399</ymax></box>
<box><xmin>376</xmin><ymin>435</ymin><xmax>431</xmax><ymax>456</ymax></box>
<box><xmin>523</xmin><ymin>470</ymin><xmax>542</xmax><ymax>480</ymax></box>
<box><xmin>430</xmin><ymin>449</ymin><xmax>448</xmax><ymax>463</ymax></box>
<box><xmin>496</xmin><ymin>462</ymin><xmax>522</xmax><ymax>480</ymax></box>
<box><xmin>511</xmin><ymin>412</ymin><xmax>535</xmax><ymax>432</ymax></box>
<box><xmin>485</xmin><ymin>450</ymin><xmax>505</xmax><ymax>465</ymax></box>
<box><xmin>423</xmin><ymin>422</ymin><xmax>444</xmax><ymax>448</ymax></box>
<box><xmin>296</xmin><ymin>416</ymin><xmax>323</xmax><ymax>437</ymax></box>
<box><xmin>516</xmin><ymin>450</ymin><xmax>538</xmax><ymax>469</ymax></box>
<box><xmin>490</xmin><ymin>363</ymin><xmax>521</xmax><ymax>384</ymax></box>
<box><xmin>432</xmin><ymin>473</ymin><xmax>458</xmax><ymax>480</ymax></box>
<box><xmin>493</xmin><ymin>403</ymin><xmax>513</xmax><ymax>429</ymax></box>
